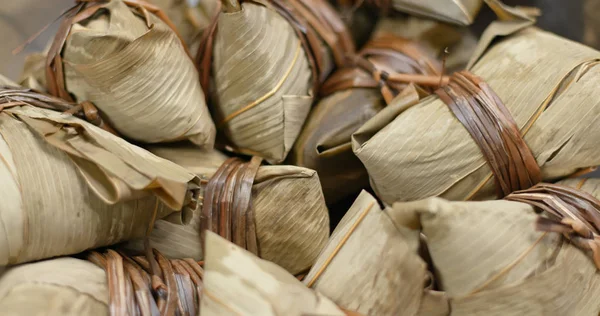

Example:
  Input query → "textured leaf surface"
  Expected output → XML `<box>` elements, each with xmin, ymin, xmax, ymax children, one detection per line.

<box><xmin>63</xmin><ymin>0</ymin><xmax>215</xmax><ymax>146</ymax></box>
<box><xmin>121</xmin><ymin>145</ymin><xmax>329</xmax><ymax>274</ymax></box>
<box><xmin>354</xmin><ymin>27</ymin><xmax>600</xmax><ymax>204</ymax></box>
<box><xmin>201</xmin><ymin>232</ymin><xmax>344</xmax><ymax>316</ymax></box>
<box><xmin>305</xmin><ymin>191</ymin><xmax>427</xmax><ymax>315</ymax></box>
<box><xmin>0</xmin><ymin>258</ymin><xmax>108</xmax><ymax>315</ymax></box>
<box><xmin>212</xmin><ymin>3</ymin><xmax>313</xmax><ymax>162</ymax></box>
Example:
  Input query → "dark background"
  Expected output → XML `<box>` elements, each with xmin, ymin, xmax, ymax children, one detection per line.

<box><xmin>473</xmin><ymin>0</ymin><xmax>595</xmax><ymax>46</ymax></box>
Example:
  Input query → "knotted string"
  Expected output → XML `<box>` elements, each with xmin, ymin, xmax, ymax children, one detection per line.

<box><xmin>506</xmin><ymin>183</ymin><xmax>600</xmax><ymax>269</ymax></box>
<box><xmin>436</xmin><ymin>71</ymin><xmax>541</xmax><ymax>197</ymax></box>
<box><xmin>200</xmin><ymin>156</ymin><xmax>263</xmax><ymax>255</ymax></box>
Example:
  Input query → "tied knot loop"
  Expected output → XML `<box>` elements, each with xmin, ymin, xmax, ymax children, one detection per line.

<box><xmin>321</xmin><ymin>34</ymin><xmax>446</xmax><ymax>104</ymax></box>
<box><xmin>200</xmin><ymin>156</ymin><xmax>263</xmax><ymax>255</ymax></box>
<box><xmin>506</xmin><ymin>183</ymin><xmax>600</xmax><ymax>269</ymax></box>
<box><xmin>436</xmin><ymin>71</ymin><xmax>542</xmax><ymax>197</ymax></box>
<box><xmin>0</xmin><ymin>86</ymin><xmax>118</xmax><ymax>135</ymax></box>
<box><xmin>87</xmin><ymin>247</ymin><xmax>204</xmax><ymax>316</ymax></box>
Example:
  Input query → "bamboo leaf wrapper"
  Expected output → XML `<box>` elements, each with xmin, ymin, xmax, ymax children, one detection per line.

<box><xmin>52</xmin><ymin>0</ymin><xmax>216</xmax><ymax>146</ymax></box>
<box><xmin>0</xmin><ymin>88</ymin><xmax>199</xmax><ymax>265</ymax></box>
<box><xmin>353</xmin><ymin>4</ymin><xmax>600</xmax><ymax>204</ymax></box>
<box><xmin>121</xmin><ymin>145</ymin><xmax>330</xmax><ymax>274</ymax></box>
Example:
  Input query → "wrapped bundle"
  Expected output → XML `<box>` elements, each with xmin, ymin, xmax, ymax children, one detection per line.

<box><xmin>198</xmin><ymin>0</ymin><xmax>355</xmax><ymax>162</ymax></box>
<box><xmin>353</xmin><ymin>2</ymin><xmax>600</xmax><ymax>204</ymax></box>
<box><xmin>122</xmin><ymin>144</ymin><xmax>330</xmax><ymax>274</ymax></box>
<box><xmin>387</xmin><ymin>178</ymin><xmax>600</xmax><ymax>315</ymax></box>
<box><xmin>0</xmin><ymin>87</ymin><xmax>200</xmax><ymax>265</ymax></box>
<box><xmin>47</xmin><ymin>0</ymin><xmax>215</xmax><ymax>146</ymax></box>
<box><xmin>289</xmin><ymin>32</ymin><xmax>442</xmax><ymax>203</ymax></box>
<box><xmin>303</xmin><ymin>191</ymin><xmax>435</xmax><ymax>315</ymax></box>
<box><xmin>150</xmin><ymin>0</ymin><xmax>220</xmax><ymax>51</ymax></box>
<box><xmin>0</xmin><ymin>249</ymin><xmax>205</xmax><ymax>315</ymax></box>
<box><xmin>201</xmin><ymin>231</ymin><xmax>346</xmax><ymax>315</ymax></box>
<box><xmin>306</xmin><ymin>179</ymin><xmax>600</xmax><ymax>315</ymax></box>
<box><xmin>0</xmin><ymin>233</ymin><xmax>344</xmax><ymax>316</ymax></box>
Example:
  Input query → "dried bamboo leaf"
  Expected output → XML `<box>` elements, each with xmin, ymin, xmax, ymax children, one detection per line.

<box><xmin>451</xmin><ymin>244</ymin><xmax>600</xmax><ymax>316</ymax></box>
<box><xmin>289</xmin><ymin>30</ymin><xmax>442</xmax><ymax>203</ymax></box>
<box><xmin>145</xmin><ymin>144</ymin><xmax>229</xmax><ymax>178</ymax></box>
<box><xmin>0</xmin><ymin>249</ymin><xmax>206</xmax><ymax>315</ymax></box>
<box><xmin>391</xmin><ymin>0</ymin><xmax>483</xmax><ymax>25</ymax></box>
<box><xmin>289</xmin><ymin>88</ymin><xmax>383</xmax><ymax>203</ymax></box>
<box><xmin>88</xmin><ymin>248</ymin><xmax>204</xmax><ymax>315</ymax></box>
<box><xmin>0</xmin><ymin>112</ymin><xmax>167</xmax><ymax>265</ymax></box>
<box><xmin>303</xmin><ymin>191</ymin><xmax>428</xmax><ymax>315</ymax></box>
<box><xmin>5</xmin><ymin>104</ymin><xmax>200</xmax><ymax>211</ymax></box>
<box><xmin>121</xmin><ymin>144</ymin><xmax>330</xmax><ymax>274</ymax></box>
<box><xmin>201</xmin><ymin>231</ymin><xmax>345</xmax><ymax>316</ymax></box>
<box><xmin>0</xmin><ymin>75</ymin><xmax>17</xmax><ymax>87</ymax></box>
<box><xmin>60</xmin><ymin>0</ymin><xmax>215</xmax><ymax>146</ymax></box>
<box><xmin>211</xmin><ymin>2</ymin><xmax>313</xmax><ymax>162</ymax></box>
<box><xmin>392</xmin><ymin>197</ymin><xmax>561</xmax><ymax>297</ymax></box>
<box><xmin>373</xmin><ymin>16</ymin><xmax>478</xmax><ymax>72</ymax></box>
<box><xmin>0</xmin><ymin>94</ymin><xmax>199</xmax><ymax>265</ymax></box>
<box><xmin>417</xmin><ymin>291</ymin><xmax>449</xmax><ymax>316</ymax></box>
<box><xmin>388</xmin><ymin>178</ymin><xmax>600</xmax><ymax>315</ymax></box>
<box><xmin>18</xmin><ymin>52</ymin><xmax>47</xmax><ymax>92</ymax></box>
<box><xmin>353</xmin><ymin>4</ymin><xmax>600</xmax><ymax>204</ymax></box>
<box><xmin>0</xmin><ymin>258</ymin><xmax>109</xmax><ymax>315</ymax></box>
<box><xmin>149</xmin><ymin>0</ymin><xmax>220</xmax><ymax>51</ymax></box>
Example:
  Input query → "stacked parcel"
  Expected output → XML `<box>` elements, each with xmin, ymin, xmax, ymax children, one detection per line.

<box><xmin>46</xmin><ymin>0</ymin><xmax>215</xmax><ymax>146</ymax></box>
<box><xmin>121</xmin><ymin>144</ymin><xmax>330</xmax><ymax>275</ymax></box>
<box><xmin>305</xmin><ymin>178</ymin><xmax>600</xmax><ymax>315</ymax></box>
<box><xmin>353</xmin><ymin>1</ymin><xmax>600</xmax><ymax>204</ymax></box>
<box><xmin>0</xmin><ymin>86</ymin><xmax>199</xmax><ymax>266</ymax></box>
<box><xmin>198</xmin><ymin>0</ymin><xmax>355</xmax><ymax>162</ymax></box>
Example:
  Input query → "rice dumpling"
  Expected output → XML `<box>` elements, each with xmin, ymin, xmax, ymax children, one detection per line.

<box><xmin>303</xmin><ymin>190</ymin><xmax>433</xmax><ymax>315</ymax></box>
<box><xmin>388</xmin><ymin>177</ymin><xmax>600</xmax><ymax>315</ymax></box>
<box><xmin>0</xmin><ymin>248</ymin><xmax>205</xmax><ymax>315</ymax></box>
<box><xmin>0</xmin><ymin>87</ymin><xmax>199</xmax><ymax>265</ymax></box>
<box><xmin>0</xmin><ymin>232</ymin><xmax>344</xmax><ymax>316</ymax></box>
<box><xmin>353</xmin><ymin>2</ymin><xmax>600</xmax><ymax>204</ymax></box>
<box><xmin>306</xmin><ymin>178</ymin><xmax>600</xmax><ymax>316</ymax></box>
<box><xmin>289</xmin><ymin>29</ymin><xmax>443</xmax><ymax>204</ymax></box>
<box><xmin>198</xmin><ymin>0</ymin><xmax>355</xmax><ymax>162</ymax></box>
<box><xmin>122</xmin><ymin>144</ymin><xmax>330</xmax><ymax>274</ymax></box>
<box><xmin>47</xmin><ymin>0</ymin><xmax>216</xmax><ymax>146</ymax></box>
<box><xmin>202</xmin><ymin>231</ymin><xmax>345</xmax><ymax>315</ymax></box>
